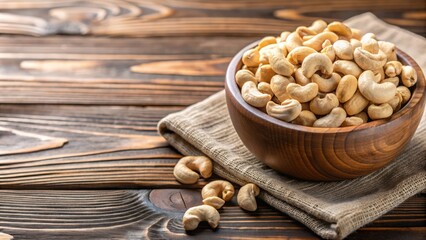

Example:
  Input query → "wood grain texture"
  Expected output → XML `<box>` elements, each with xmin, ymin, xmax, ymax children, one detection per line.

<box><xmin>0</xmin><ymin>190</ymin><xmax>424</xmax><ymax>240</ymax></box>
<box><xmin>0</xmin><ymin>0</ymin><xmax>424</xmax><ymax>37</ymax></box>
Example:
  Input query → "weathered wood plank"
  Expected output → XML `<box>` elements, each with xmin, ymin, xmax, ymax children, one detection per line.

<box><xmin>0</xmin><ymin>190</ymin><xmax>424</xmax><ymax>240</ymax></box>
<box><xmin>0</xmin><ymin>0</ymin><xmax>424</xmax><ymax>37</ymax></box>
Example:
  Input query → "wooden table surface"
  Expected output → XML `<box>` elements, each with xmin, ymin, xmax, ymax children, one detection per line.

<box><xmin>0</xmin><ymin>1</ymin><xmax>425</xmax><ymax>239</ymax></box>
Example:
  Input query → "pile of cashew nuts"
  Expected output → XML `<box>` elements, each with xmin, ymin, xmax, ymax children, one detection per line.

<box><xmin>173</xmin><ymin>156</ymin><xmax>260</xmax><ymax>231</ymax></box>
<box><xmin>236</xmin><ymin>20</ymin><xmax>417</xmax><ymax>127</ymax></box>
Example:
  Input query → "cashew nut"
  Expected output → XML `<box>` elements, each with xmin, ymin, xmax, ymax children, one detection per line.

<box><xmin>321</xmin><ymin>39</ymin><xmax>335</xmax><ymax>62</ymax></box>
<box><xmin>336</xmin><ymin>75</ymin><xmax>358</xmax><ymax>103</ymax></box>
<box><xmin>310</xmin><ymin>93</ymin><xmax>339</xmax><ymax>115</ymax></box>
<box><xmin>268</xmin><ymin>45</ymin><xmax>294</xmax><ymax>76</ymax></box>
<box><xmin>258</xmin><ymin>82</ymin><xmax>274</xmax><ymax>97</ymax></box>
<box><xmin>270</xmin><ymin>75</ymin><xmax>295</xmax><ymax>102</ymax></box>
<box><xmin>202</xmin><ymin>180</ymin><xmax>235</xmax><ymax>205</ymax></box>
<box><xmin>397</xmin><ymin>86</ymin><xmax>411</xmax><ymax>105</ymax></box>
<box><xmin>308</xmin><ymin>19</ymin><xmax>327</xmax><ymax>33</ymax></box>
<box><xmin>343</xmin><ymin>90</ymin><xmax>369</xmax><ymax>115</ymax></box>
<box><xmin>351</xmin><ymin>28</ymin><xmax>362</xmax><ymax>40</ymax></box>
<box><xmin>287</xmin><ymin>46</ymin><xmax>317</xmax><ymax>65</ymax></box>
<box><xmin>242</xmin><ymin>48</ymin><xmax>260</xmax><ymax>67</ymax></box>
<box><xmin>361</xmin><ymin>33</ymin><xmax>377</xmax><ymax>43</ymax></box>
<box><xmin>301</xmin><ymin>53</ymin><xmax>333</xmax><ymax>78</ymax></box>
<box><xmin>242</xmin><ymin>81</ymin><xmax>272</xmax><ymax>107</ymax></box>
<box><xmin>361</xmin><ymin>38</ymin><xmax>379</xmax><ymax>54</ymax></box>
<box><xmin>296</xmin><ymin>26</ymin><xmax>317</xmax><ymax>37</ymax></box>
<box><xmin>401</xmin><ymin>66</ymin><xmax>417</xmax><ymax>87</ymax></box>
<box><xmin>333</xmin><ymin>60</ymin><xmax>362</xmax><ymax>78</ymax></box>
<box><xmin>381</xmin><ymin>77</ymin><xmax>399</xmax><ymax>87</ymax></box>
<box><xmin>333</xmin><ymin>40</ymin><xmax>353</xmax><ymax>60</ymax></box>
<box><xmin>311</xmin><ymin>72</ymin><xmax>341</xmax><ymax>93</ymax></box>
<box><xmin>173</xmin><ymin>156</ymin><xmax>213</xmax><ymax>184</ymax></box>
<box><xmin>354</xmin><ymin>47</ymin><xmax>387</xmax><ymax>70</ymax></box>
<box><xmin>266</xmin><ymin>99</ymin><xmax>302</xmax><ymax>122</ymax></box>
<box><xmin>292</xmin><ymin>110</ymin><xmax>317</xmax><ymax>126</ymax></box>
<box><xmin>255</xmin><ymin>64</ymin><xmax>276</xmax><ymax>83</ymax></box>
<box><xmin>235</xmin><ymin>69</ymin><xmax>257</xmax><ymax>88</ymax></box>
<box><xmin>259</xmin><ymin>43</ymin><xmax>277</xmax><ymax>64</ymax></box>
<box><xmin>287</xmin><ymin>83</ymin><xmax>319</xmax><ymax>103</ymax></box>
<box><xmin>358</xmin><ymin>70</ymin><xmax>397</xmax><ymax>104</ymax></box>
<box><xmin>280</xmin><ymin>31</ymin><xmax>291</xmax><ymax>42</ymax></box>
<box><xmin>242</xmin><ymin>64</ymin><xmax>257</xmax><ymax>74</ymax></box>
<box><xmin>327</xmin><ymin>21</ymin><xmax>352</xmax><ymax>39</ymax></box>
<box><xmin>378</xmin><ymin>41</ymin><xmax>397</xmax><ymax>61</ymax></box>
<box><xmin>285</xmin><ymin>32</ymin><xmax>303</xmax><ymax>52</ymax></box>
<box><xmin>303</xmin><ymin>32</ymin><xmax>339</xmax><ymax>51</ymax></box>
<box><xmin>313</xmin><ymin>107</ymin><xmax>346</xmax><ymax>128</ymax></box>
<box><xmin>384</xmin><ymin>61</ymin><xmax>402</xmax><ymax>77</ymax></box>
<box><xmin>350</xmin><ymin>39</ymin><xmax>362</xmax><ymax>51</ymax></box>
<box><xmin>341</xmin><ymin>116</ymin><xmax>364</xmax><ymax>126</ymax></box>
<box><xmin>368</xmin><ymin>103</ymin><xmax>393</xmax><ymax>120</ymax></box>
<box><xmin>353</xmin><ymin>111</ymin><xmax>369</xmax><ymax>123</ymax></box>
<box><xmin>182</xmin><ymin>205</ymin><xmax>220</xmax><ymax>230</ymax></box>
<box><xmin>237</xmin><ymin>183</ymin><xmax>260</xmax><ymax>212</ymax></box>
<box><xmin>372</xmin><ymin>66</ymin><xmax>385</xmax><ymax>81</ymax></box>
<box><xmin>258</xmin><ymin>36</ymin><xmax>277</xmax><ymax>50</ymax></box>
<box><xmin>294</xmin><ymin>68</ymin><xmax>310</xmax><ymax>86</ymax></box>
<box><xmin>387</xmin><ymin>92</ymin><xmax>403</xmax><ymax>112</ymax></box>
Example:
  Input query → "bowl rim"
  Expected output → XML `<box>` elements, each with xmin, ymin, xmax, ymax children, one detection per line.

<box><xmin>225</xmin><ymin>40</ymin><xmax>426</xmax><ymax>134</ymax></box>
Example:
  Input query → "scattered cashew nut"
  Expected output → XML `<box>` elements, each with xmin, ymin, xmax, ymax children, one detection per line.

<box><xmin>237</xmin><ymin>183</ymin><xmax>260</xmax><ymax>211</ymax></box>
<box><xmin>202</xmin><ymin>180</ymin><xmax>235</xmax><ymax>207</ymax></box>
<box><xmin>173</xmin><ymin>156</ymin><xmax>213</xmax><ymax>184</ymax></box>
<box><xmin>182</xmin><ymin>205</ymin><xmax>220</xmax><ymax>230</ymax></box>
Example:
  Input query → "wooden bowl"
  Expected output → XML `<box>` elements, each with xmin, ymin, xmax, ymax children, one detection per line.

<box><xmin>225</xmin><ymin>41</ymin><xmax>426</xmax><ymax>181</ymax></box>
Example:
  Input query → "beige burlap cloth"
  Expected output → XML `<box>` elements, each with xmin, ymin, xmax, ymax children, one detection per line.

<box><xmin>158</xmin><ymin>13</ymin><xmax>426</xmax><ymax>239</ymax></box>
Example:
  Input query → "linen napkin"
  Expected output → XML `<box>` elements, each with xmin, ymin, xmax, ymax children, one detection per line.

<box><xmin>158</xmin><ymin>13</ymin><xmax>426</xmax><ymax>239</ymax></box>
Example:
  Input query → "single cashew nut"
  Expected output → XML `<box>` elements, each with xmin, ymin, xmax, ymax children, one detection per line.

<box><xmin>361</xmin><ymin>33</ymin><xmax>377</xmax><ymax>44</ymax></box>
<box><xmin>292</xmin><ymin>110</ymin><xmax>317</xmax><ymax>126</ymax></box>
<box><xmin>255</xmin><ymin>64</ymin><xmax>276</xmax><ymax>83</ymax></box>
<box><xmin>397</xmin><ymin>86</ymin><xmax>411</xmax><ymax>105</ymax></box>
<box><xmin>268</xmin><ymin>45</ymin><xmax>294</xmax><ymax>76</ymax></box>
<box><xmin>344</xmin><ymin>90</ymin><xmax>369</xmax><ymax>115</ymax></box>
<box><xmin>358</xmin><ymin>70</ymin><xmax>397</xmax><ymax>104</ymax></box>
<box><xmin>341</xmin><ymin>116</ymin><xmax>364</xmax><ymax>126</ymax></box>
<box><xmin>258</xmin><ymin>36</ymin><xmax>277</xmax><ymax>50</ymax></box>
<box><xmin>266</xmin><ymin>99</ymin><xmax>302</xmax><ymax>122</ymax></box>
<box><xmin>387</xmin><ymin>92</ymin><xmax>403</xmax><ymax>112</ymax></box>
<box><xmin>258</xmin><ymin>82</ymin><xmax>274</xmax><ymax>97</ymax></box>
<box><xmin>327</xmin><ymin>21</ymin><xmax>352</xmax><ymax>38</ymax></box>
<box><xmin>401</xmin><ymin>66</ymin><xmax>417</xmax><ymax>87</ymax></box>
<box><xmin>351</xmin><ymin>28</ymin><xmax>362</xmax><ymax>40</ymax></box>
<box><xmin>368</xmin><ymin>103</ymin><xmax>393</xmax><ymax>120</ymax></box>
<box><xmin>308</xmin><ymin>19</ymin><xmax>327</xmax><ymax>33</ymax></box>
<box><xmin>321</xmin><ymin>39</ymin><xmax>335</xmax><ymax>62</ymax></box>
<box><xmin>333</xmin><ymin>40</ymin><xmax>353</xmax><ymax>60</ymax></box>
<box><xmin>287</xmin><ymin>83</ymin><xmax>319</xmax><ymax>103</ymax></box>
<box><xmin>378</xmin><ymin>41</ymin><xmax>397</xmax><ymax>61</ymax></box>
<box><xmin>235</xmin><ymin>69</ymin><xmax>257</xmax><ymax>88</ymax></box>
<box><xmin>287</xmin><ymin>46</ymin><xmax>317</xmax><ymax>65</ymax></box>
<box><xmin>203</xmin><ymin>196</ymin><xmax>226</xmax><ymax>210</ymax></box>
<box><xmin>182</xmin><ymin>205</ymin><xmax>220</xmax><ymax>230</ymax></box>
<box><xmin>237</xmin><ymin>183</ymin><xmax>260</xmax><ymax>211</ymax></box>
<box><xmin>202</xmin><ymin>180</ymin><xmax>235</xmax><ymax>202</ymax></box>
<box><xmin>242</xmin><ymin>81</ymin><xmax>272</xmax><ymax>107</ymax></box>
<box><xmin>296</xmin><ymin>26</ymin><xmax>317</xmax><ymax>37</ymax></box>
<box><xmin>301</xmin><ymin>53</ymin><xmax>333</xmax><ymax>78</ymax></box>
<box><xmin>294</xmin><ymin>68</ymin><xmax>310</xmax><ymax>86</ymax></box>
<box><xmin>310</xmin><ymin>93</ymin><xmax>339</xmax><ymax>115</ymax></box>
<box><xmin>333</xmin><ymin>60</ymin><xmax>362</xmax><ymax>78</ymax></box>
<box><xmin>361</xmin><ymin>38</ymin><xmax>379</xmax><ymax>54</ymax></box>
<box><xmin>381</xmin><ymin>77</ymin><xmax>399</xmax><ymax>87</ymax></box>
<box><xmin>384</xmin><ymin>61</ymin><xmax>403</xmax><ymax>78</ymax></box>
<box><xmin>173</xmin><ymin>156</ymin><xmax>213</xmax><ymax>184</ymax></box>
<box><xmin>353</xmin><ymin>111</ymin><xmax>369</xmax><ymax>123</ymax></box>
<box><xmin>311</xmin><ymin>72</ymin><xmax>341</xmax><ymax>93</ymax></box>
<box><xmin>313</xmin><ymin>107</ymin><xmax>346</xmax><ymax>128</ymax></box>
<box><xmin>285</xmin><ymin>32</ymin><xmax>303</xmax><ymax>52</ymax></box>
<box><xmin>242</xmin><ymin>48</ymin><xmax>260</xmax><ymax>67</ymax></box>
<box><xmin>270</xmin><ymin>75</ymin><xmax>295</xmax><ymax>102</ymax></box>
<box><xmin>303</xmin><ymin>32</ymin><xmax>339</xmax><ymax>51</ymax></box>
<box><xmin>336</xmin><ymin>75</ymin><xmax>358</xmax><ymax>103</ymax></box>
<box><xmin>354</xmin><ymin>47</ymin><xmax>387</xmax><ymax>70</ymax></box>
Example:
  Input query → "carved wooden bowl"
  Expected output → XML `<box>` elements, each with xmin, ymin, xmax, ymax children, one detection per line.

<box><xmin>225</xmin><ymin>41</ymin><xmax>426</xmax><ymax>181</ymax></box>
